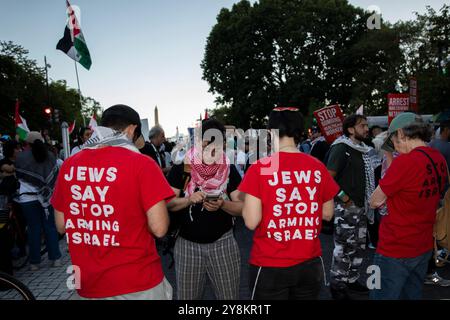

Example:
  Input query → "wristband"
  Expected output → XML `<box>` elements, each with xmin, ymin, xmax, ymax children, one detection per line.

<box><xmin>337</xmin><ymin>190</ymin><xmax>349</xmax><ymax>202</ymax></box>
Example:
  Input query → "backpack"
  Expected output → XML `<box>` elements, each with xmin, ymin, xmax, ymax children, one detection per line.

<box><xmin>435</xmin><ymin>190</ymin><xmax>450</xmax><ymax>251</ymax></box>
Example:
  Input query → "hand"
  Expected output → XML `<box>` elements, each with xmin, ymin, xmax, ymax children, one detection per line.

<box><xmin>203</xmin><ymin>199</ymin><xmax>224</xmax><ymax>212</ymax></box>
<box><xmin>343</xmin><ymin>199</ymin><xmax>354</xmax><ymax>209</ymax></box>
<box><xmin>188</xmin><ymin>192</ymin><xmax>205</xmax><ymax>205</ymax></box>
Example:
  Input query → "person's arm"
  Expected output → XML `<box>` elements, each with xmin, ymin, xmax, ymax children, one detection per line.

<box><xmin>1</xmin><ymin>164</ymin><xmax>15</xmax><ymax>174</ymax></box>
<box><xmin>54</xmin><ymin>210</ymin><xmax>65</xmax><ymax>235</ymax></box>
<box><xmin>322</xmin><ymin>199</ymin><xmax>335</xmax><ymax>222</ymax></box>
<box><xmin>242</xmin><ymin>193</ymin><xmax>262</xmax><ymax>230</ymax></box>
<box><xmin>166</xmin><ymin>187</ymin><xmax>205</xmax><ymax>212</ymax></box>
<box><xmin>146</xmin><ymin>200</ymin><xmax>170</xmax><ymax>238</ymax></box>
<box><xmin>222</xmin><ymin>190</ymin><xmax>243</xmax><ymax>216</ymax></box>
<box><xmin>162</xmin><ymin>166</ymin><xmax>172</xmax><ymax>175</ymax></box>
<box><xmin>203</xmin><ymin>190</ymin><xmax>243</xmax><ymax>217</ymax></box>
<box><xmin>384</xmin><ymin>151</ymin><xmax>394</xmax><ymax>169</ymax></box>
<box><xmin>370</xmin><ymin>186</ymin><xmax>387</xmax><ymax>209</ymax></box>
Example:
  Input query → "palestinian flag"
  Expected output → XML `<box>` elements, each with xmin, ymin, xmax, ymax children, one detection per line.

<box><xmin>15</xmin><ymin>100</ymin><xmax>30</xmax><ymax>141</ymax></box>
<box><xmin>57</xmin><ymin>0</ymin><xmax>92</xmax><ymax>70</ymax></box>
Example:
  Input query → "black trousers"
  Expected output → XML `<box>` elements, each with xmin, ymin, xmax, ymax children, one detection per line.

<box><xmin>249</xmin><ymin>257</ymin><xmax>323</xmax><ymax>300</ymax></box>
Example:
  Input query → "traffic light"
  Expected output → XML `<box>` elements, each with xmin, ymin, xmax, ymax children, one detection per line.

<box><xmin>44</xmin><ymin>107</ymin><xmax>53</xmax><ymax>125</ymax></box>
<box><xmin>53</xmin><ymin>109</ymin><xmax>60</xmax><ymax>124</ymax></box>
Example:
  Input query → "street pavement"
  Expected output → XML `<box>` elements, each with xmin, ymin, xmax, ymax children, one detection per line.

<box><xmin>1</xmin><ymin>217</ymin><xmax>450</xmax><ymax>300</ymax></box>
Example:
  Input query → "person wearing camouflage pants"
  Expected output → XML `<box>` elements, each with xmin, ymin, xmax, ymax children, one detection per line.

<box><xmin>330</xmin><ymin>203</ymin><xmax>367</xmax><ymax>288</ymax></box>
<box><xmin>326</xmin><ymin>115</ymin><xmax>374</xmax><ymax>300</ymax></box>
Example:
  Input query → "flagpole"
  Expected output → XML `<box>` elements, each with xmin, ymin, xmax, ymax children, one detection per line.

<box><xmin>74</xmin><ymin>60</ymin><xmax>86</xmax><ymax>127</ymax></box>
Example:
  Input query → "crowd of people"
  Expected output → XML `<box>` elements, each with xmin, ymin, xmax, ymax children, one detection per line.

<box><xmin>0</xmin><ymin>104</ymin><xmax>449</xmax><ymax>301</ymax></box>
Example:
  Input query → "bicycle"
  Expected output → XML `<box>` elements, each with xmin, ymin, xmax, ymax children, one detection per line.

<box><xmin>0</xmin><ymin>272</ymin><xmax>35</xmax><ymax>300</ymax></box>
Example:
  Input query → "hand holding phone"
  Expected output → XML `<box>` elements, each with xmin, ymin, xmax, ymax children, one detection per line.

<box><xmin>205</xmin><ymin>194</ymin><xmax>221</xmax><ymax>202</ymax></box>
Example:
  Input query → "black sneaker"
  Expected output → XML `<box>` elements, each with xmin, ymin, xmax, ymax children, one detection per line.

<box><xmin>330</xmin><ymin>283</ymin><xmax>352</xmax><ymax>300</ymax></box>
<box><xmin>347</xmin><ymin>281</ymin><xmax>369</xmax><ymax>293</ymax></box>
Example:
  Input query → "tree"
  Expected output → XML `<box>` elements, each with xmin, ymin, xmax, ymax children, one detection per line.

<box><xmin>0</xmin><ymin>41</ymin><xmax>101</xmax><ymax>139</ymax></box>
<box><xmin>202</xmin><ymin>0</ymin><xmax>404</xmax><ymax>128</ymax></box>
<box><xmin>395</xmin><ymin>5</ymin><xmax>450</xmax><ymax>115</ymax></box>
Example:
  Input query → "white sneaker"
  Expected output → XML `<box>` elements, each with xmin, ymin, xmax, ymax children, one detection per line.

<box><xmin>51</xmin><ymin>259</ymin><xmax>62</xmax><ymax>268</ymax></box>
<box><xmin>424</xmin><ymin>272</ymin><xmax>450</xmax><ymax>287</ymax></box>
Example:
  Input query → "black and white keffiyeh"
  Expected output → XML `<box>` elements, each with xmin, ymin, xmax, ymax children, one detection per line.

<box><xmin>15</xmin><ymin>151</ymin><xmax>59</xmax><ymax>217</ymax></box>
<box><xmin>331</xmin><ymin>135</ymin><xmax>376</xmax><ymax>223</ymax></box>
<box><xmin>82</xmin><ymin>126</ymin><xmax>140</xmax><ymax>154</ymax></box>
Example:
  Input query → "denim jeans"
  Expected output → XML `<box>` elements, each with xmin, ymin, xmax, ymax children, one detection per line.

<box><xmin>369</xmin><ymin>251</ymin><xmax>432</xmax><ymax>300</ymax></box>
<box><xmin>20</xmin><ymin>201</ymin><xmax>61</xmax><ymax>265</ymax></box>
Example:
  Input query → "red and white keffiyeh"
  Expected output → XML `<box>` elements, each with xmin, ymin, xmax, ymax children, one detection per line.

<box><xmin>184</xmin><ymin>147</ymin><xmax>230</xmax><ymax>197</ymax></box>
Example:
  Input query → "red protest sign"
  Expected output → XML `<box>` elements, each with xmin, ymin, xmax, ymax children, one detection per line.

<box><xmin>388</xmin><ymin>93</ymin><xmax>409</xmax><ymax>125</ymax></box>
<box><xmin>409</xmin><ymin>77</ymin><xmax>418</xmax><ymax>113</ymax></box>
<box><xmin>313</xmin><ymin>105</ymin><xmax>345</xmax><ymax>144</ymax></box>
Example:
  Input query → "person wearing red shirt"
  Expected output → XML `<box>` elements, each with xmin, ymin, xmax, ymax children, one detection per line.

<box><xmin>239</xmin><ymin>107</ymin><xmax>339</xmax><ymax>300</ymax></box>
<box><xmin>370</xmin><ymin>112</ymin><xmax>447</xmax><ymax>300</ymax></box>
<box><xmin>51</xmin><ymin>105</ymin><xmax>175</xmax><ymax>300</ymax></box>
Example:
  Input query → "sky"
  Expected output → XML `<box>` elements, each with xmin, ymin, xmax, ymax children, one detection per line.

<box><xmin>0</xmin><ymin>0</ymin><xmax>448</xmax><ymax>137</ymax></box>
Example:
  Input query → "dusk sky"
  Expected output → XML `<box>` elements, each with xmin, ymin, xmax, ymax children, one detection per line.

<box><xmin>0</xmin><ymin>0</ymin><xmax>447</xmax><ymax>136</ymax></box>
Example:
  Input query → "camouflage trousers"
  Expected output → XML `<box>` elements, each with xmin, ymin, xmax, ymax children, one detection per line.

<box><xmin>330</xmin><ymin>203</ymin><xmax>367</xmax><ymax>286</ymax></box>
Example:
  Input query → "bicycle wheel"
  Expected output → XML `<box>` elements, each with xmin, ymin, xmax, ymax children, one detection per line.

<box><xmin>0</xmin><ymin>272</ymin><xmax>35</xmax><ymax>300</ymax></box>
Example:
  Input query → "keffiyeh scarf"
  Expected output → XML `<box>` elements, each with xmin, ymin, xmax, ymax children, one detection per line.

<box><xmin>82</xmin><ymin>126</ymin><xmax>140</xmax><ymax>154</ymax></box>
<box><xmin>332</xmin><ymin>135</ymin><xmax>376</xmax><ymax>223</ymax></box>
<box><xmin>184</xmin><ymin>147</ymin><xmax>230</xmax><ymax>197</ymax></box>
<box><xmin>15</xmin><ymin>151</ymin><xmax>59</xmax><ymax>217</ymax></box>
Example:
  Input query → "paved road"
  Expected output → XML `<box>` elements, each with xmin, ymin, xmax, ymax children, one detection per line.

<box><xmin>1</xmin><ymin>217</ymin><xmax>449</xmax><ymax>300</ymax></box>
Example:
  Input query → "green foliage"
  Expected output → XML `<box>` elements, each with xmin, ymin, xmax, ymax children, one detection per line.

<box><xmin>0</xmin><ymin>41</ymin><xmax>101</xmax><ymax>139</ymax></box>
<box><xmin>395</xmin><ymin>4</ymin><xmax>450</xmax><ymax>115</ymax></box>
<box><xmin>203</xmin><ymin>1</ymin><xmax>450</xmax><ymax>128</ymax></box>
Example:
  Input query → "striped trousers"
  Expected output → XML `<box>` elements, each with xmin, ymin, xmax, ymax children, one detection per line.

<box><xmin>174</xmin><ymin>230</ymin><xmax>241</xmax><ymax>300</ymax></box>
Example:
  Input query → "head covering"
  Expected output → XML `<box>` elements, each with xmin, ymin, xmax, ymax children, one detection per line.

<box><xmin>0</xmin><ymin>135</ymin><xmax>11</xmax><ymax>142</ymax></box>
<box><xmin>102</xmin><ymin>104</ymin><xmax>141</xmax><ymax>126</ymax></box>
<box><xmin>25</xmin><ymin>131</ymin><xmax>45</xmax><ymax>144</ymax></box>
<box><xmin>382</xmin><ymin>112</ymin><xmax>421</xmax><ymax>152</ymax></box>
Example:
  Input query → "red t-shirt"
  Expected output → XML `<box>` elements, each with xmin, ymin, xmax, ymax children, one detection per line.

<box><xmin>51</xmin><ymin>147</ymin><xmax>175</xmax><ymax>298</ymax></box>
<box><xmin>378</xmin><ymin>146</ymin><xmax>447</xmax><ymax>258</ymax></box>
<box><xmin>238</xmin><ymin>152</ymin><xmax>339</xmax><ymax>267</ymax></box>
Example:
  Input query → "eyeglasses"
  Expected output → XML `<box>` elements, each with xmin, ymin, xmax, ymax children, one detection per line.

<box><xmin>273</xmin><ymin>107</ymin><xmax>299</xmax><ymax>112</ymax></box>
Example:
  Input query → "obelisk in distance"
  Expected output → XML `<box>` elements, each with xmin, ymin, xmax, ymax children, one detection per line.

<box><xmin>154</xmin><ymin>106</ymin><xmax>159</xmax><ymax>126</ymax></box>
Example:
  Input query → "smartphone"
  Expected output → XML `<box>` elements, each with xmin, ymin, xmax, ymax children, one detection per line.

<box><xmin>205</xmin><ymin>194</ymin><xmax>221</xmax><ymax>202</ymax></box>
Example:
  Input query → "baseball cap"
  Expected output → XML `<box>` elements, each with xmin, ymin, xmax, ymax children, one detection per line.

<box><xmin>381</xmin><ymin>112</ymin><xmax>421</xmax><ymax>152</ymax></box>
<box><xmin>102</xmin><ymin>104</ymin><xmax>142</xmax><ymax>140</ymax></box>
<box><xmin>25</xmin><ymin>131</ymin><xmax>45</xmax><ymax>144</ymax></box>
<box><xmin>0</xmin><ymin>135</ymin><xmax>11</xmax><ymax>142</ymax></box>
<box><xmin>102</xmin><ymin>104</ymin><xmax>141</xmax><ymax>126</ymax></box>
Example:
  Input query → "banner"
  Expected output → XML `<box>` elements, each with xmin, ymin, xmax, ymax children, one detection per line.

<box><xmin>313</xmin><ymin>105</ymin><xmax>345</xmax><ymax>144</ymax></box>
<box><xmin>409</xmin><ymin>77</ymin><xmax>418</xmax><ymax>113</ymax></box>
<box><xmin>388</xmin><ymin>93</ymin><xmax>409</xmax><ymax>125</ymax></box>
